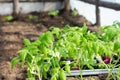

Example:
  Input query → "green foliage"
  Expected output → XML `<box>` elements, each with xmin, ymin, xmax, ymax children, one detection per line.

<box><xmin>113</xmin><ymin>21</ymin><xmax>120</xmax><ymax>28</ymax></box>
<box><xmin>116</xmin><ymin>67</ymin><xmax>120</xmax><ymax>79</ymax></box>
<box><xmin>11</xmin><ymin>57</ymin><xmax>20</xmax><ymax>68</ymax></box>
<box><xmin>114</xmin><ymin>40</ymin><xmax>120</xmax><ymax>52</ymax></box>
<box><xmin>2</xmin><ymin>15</ymin><xmax>13</xmax><ymax>21</ymax></box>
<box><xmin>71</xmin><ymin>9</ymin><xmax>79</xmax><ymax>16</ymax></box>
<box><xmin>11</xmin><ymin>23</ymin><xmax>120</xmax><ymax>80</ymax></box>
<box><xmin>99</xmin><ymin>26</ymin><xmax>118</xmax><ymax>41</ymax></box>
<box><xmin>28</xmin><ymin>14</ymin><xmax>38</xmax><ymax>20</ymax></box>
<box><xmin>65</xmin><ymin>64</ymin><xmax>71</xmax><ymax>74</ymax></box>
<box><xmin>48</xmin><ymin>10</ymin><xmax>59</xmax><ymax>17</ymax></box>
<box><xmin>59</xmin><ymin>69</ymin><xmax>66</xmax><ymax>80</ymax></box>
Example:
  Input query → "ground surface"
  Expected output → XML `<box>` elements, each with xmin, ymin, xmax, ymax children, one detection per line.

<box><xmin>0</xmin><ymin>11</ymin><xmax>100</xmax><ymax>80</ymax></box>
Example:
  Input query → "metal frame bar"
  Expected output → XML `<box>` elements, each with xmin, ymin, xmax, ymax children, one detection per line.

<box><xmin>66</xmin><ymin>68</ymin><xmax>118</xmax><ymax>76</ymax></box>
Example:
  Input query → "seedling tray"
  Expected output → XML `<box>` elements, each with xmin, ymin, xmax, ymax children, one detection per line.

<box><xmin>66</xmin><ymin>68</ymin><xmax>118</xmax><ymax>76</ymax></box>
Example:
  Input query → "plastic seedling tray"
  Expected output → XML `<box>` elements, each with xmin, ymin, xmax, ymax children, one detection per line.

<box><xmin>66</xmin><ymin>68</ymin><xmax>118</xmax><ymax>76</ymax></box>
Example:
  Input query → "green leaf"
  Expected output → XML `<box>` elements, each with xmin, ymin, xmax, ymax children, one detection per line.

<box><xmin>52</xmin><ymin>28</ymin><xmax>60</xmax><ymax>38</ymax></box>
<box><xmin>30</xmin><ymin>46</ymin><xmax>39</xmax><ymax>55</ymax></box>
<box><xmin>51</xmin><ymin>57</ymin><xmax>60</xmax><ymax>67</ymax></box>
<box><xmin>48</xmin><ymin>10</ymin><xmax>59</xmax><ymax>16</ymax></box>
<box><xmin>71</xmin><ymin>9</ymin><xmax>78</xmax><ymax>16</ymax></box>
<box><xmin>43</xmin><ymin>63</ymin><xmax>50</xmax><ymax>72</ymax></box>
<box><xmin>50</xmin><ymin>67</ymin><xmax>60</xmax><ymax>75</ymax></box>
<box><xmin>19</xmin><ymin>49</ymin><xmax>28</xmax><ymax>66</ymax></box>
<box><xmin>45</xmin><ymin>31</ymin><xmax>54</xmax><ymax>44</ymax></box>
<box><xmin>59</xmin><ymin>69</ymin><xmax>66</xmax><ymax>80</ymax></box>
<box><xmin>82</xmin><ymin>23</ymin><xmax>88</xmax><ymax>34</ymax></box>
<box><xmin>113</xmin><ymin>21</ymin><xmax>120</xmax><ymax>28</ymax></box>
<box><xmin>114</xmin><ymin>40</ymin><xmax>120</xmax><ymax>52</ymax></box>
<box><xmin>11</xmin><ymin>57</ymin><xmax>20</xmax><ymax>68</ymax></box>
<box><xmin>28</xmin><ymin>14</ymin><xmax>38</xmax><ymax>20</ymax></box>
<box><xmin>87</xmin><ymin>64</ymin><xmax>94</xmax><ymax>70</ymax></box>
<box><xmin>40</xmin><ymin>46</ymin><xmax>48</xmax><ymax>55</ymax></box>
<box><xmin>26</xmin><ymin>53</ymin><xmax>33</xmax><ymax>63</ymax></box>
<box><xmin>27</xmin><ymin>62</ymin><xmax>33</xmax><ymax>70</ymax></box>
<box><xmin>24</xmin><ymin>38</ymin><xmax>31</xmax><ymax>46</ymax></box>
<box><xmin>26</xmin><ymin>77</ymin><xmax>35</xmax><ymax>80</ymax></box>
<box><xmin>28</xmin><ymin>15</ymin><xmax>33</xmax><ymax>19</ymax></box>
<box><xmin>92</xmin><ymin>42</ymin><xmax>99</xmax><ymax>54</ymax></box>
<box><xmin>39</xmin><ymin>31</ymin><xmax>54</xmax><ymax>46</ymax></box>
<box><xmin>32</xmin><ymin>40</ymin><xmax>41</xmax><ymax>46</ymax></box>
<box><xmin>101</xmin><ymin>26</ymin><xmax>117</xmax><ymax>41</ymax></box>
<box><xmin>50</xmin><ymin>75</ymin><xmax>57</xmax><ymax>80</ymax></box>
<box><xmin>43</xmin><ymin>63</ymin><xmax>51</xmax><ymax>79</ymax></box>
<box><xmin>2</xmin><ymin>15</ymin><xmax>13</xmax><ymax>21</ymax></box>
<box><xmin>65</xmin><ymin>65</ymin><xmax>71</xmax><ymax>74</ymax></box>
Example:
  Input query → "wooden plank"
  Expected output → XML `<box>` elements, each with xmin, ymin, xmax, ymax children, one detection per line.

<box><xmin>80</xmin><ymin>0</ymin><xmax>120</xmax><ymax>10</ymax></box>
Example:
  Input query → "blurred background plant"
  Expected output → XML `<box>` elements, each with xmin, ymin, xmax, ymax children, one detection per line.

<box><xmin>48</xmin><ymin>10</ymin><xmax>59</xmax><ymax>17</ymax></box>
<box><xmin>2</xmin><ymin>15</ymin><xmax>13</xmax><ymax>21</ymax></box>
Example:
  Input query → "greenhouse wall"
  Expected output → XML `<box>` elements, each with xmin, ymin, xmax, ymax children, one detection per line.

<box><xmin>0</xmin><ymin>0</ymin><xmax>63</xmax><ymax>2</ymax></box>
<box><xmin>0</xmin><ymin>2</ymin><xmax>63</xmax><ymax>15</ymax></box>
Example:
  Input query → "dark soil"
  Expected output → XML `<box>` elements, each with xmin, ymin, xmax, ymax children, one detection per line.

<box><xmin>0</xmin><ymin>11</ymin><xmax>99</xmax><ymax>80</ymax></box>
